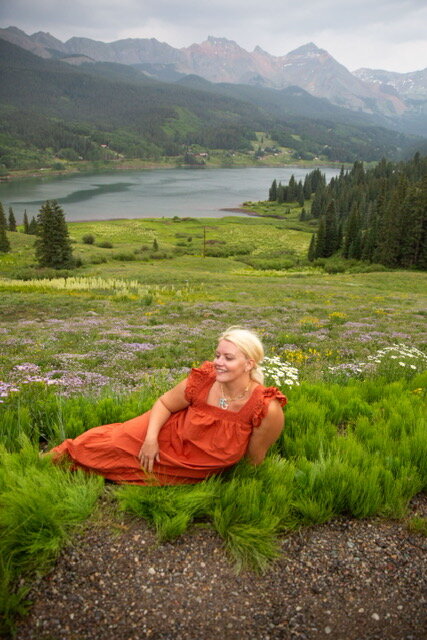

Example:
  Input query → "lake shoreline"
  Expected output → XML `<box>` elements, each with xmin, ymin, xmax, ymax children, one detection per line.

<box><xmin>1</xmin><ymin>165</ymin><xmax>342</xmax><ymax>223</ymax></box>
<box><xmin>1</xmin><ymin>158</ymin><xmax>347</xmax><ymax>184</ymax></box>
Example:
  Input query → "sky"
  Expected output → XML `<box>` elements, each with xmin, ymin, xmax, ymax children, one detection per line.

<box><xmin>0</xmin><ymin>0</ymin><xmax>426</xmax><ymax>73</ymax></box>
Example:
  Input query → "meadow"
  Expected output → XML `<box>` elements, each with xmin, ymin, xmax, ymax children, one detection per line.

<box><xmin>0</xmin><ymin>213</ymin><xmax>426</xmax><ymax>635</ymax></box>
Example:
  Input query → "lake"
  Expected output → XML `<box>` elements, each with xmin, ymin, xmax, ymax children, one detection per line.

<box><xmin>0</xmin><ymin>166</ymin><xmax>341</xmax><ymax>223</ymax></box>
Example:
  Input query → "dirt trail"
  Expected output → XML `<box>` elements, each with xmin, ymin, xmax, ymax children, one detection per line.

<box><xmin>16</xmin><ymin>495</ymin><xmax>427</xmax><ymax>640</ymax></box>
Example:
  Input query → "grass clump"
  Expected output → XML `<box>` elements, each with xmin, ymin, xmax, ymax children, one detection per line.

<box><xmin>0</xmin><ymin>442</ymin><xmax>103</xmax><ymax>636</ymax></box>
<box><xmin>407</xmin><ymin>516</ymin><xmax>427</xmax><ymax>536</ymax></box>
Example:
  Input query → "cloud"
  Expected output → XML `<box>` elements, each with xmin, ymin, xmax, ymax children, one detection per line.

<box><xmin>0</xmin><ymin>0</ymin><xmax>425</xmax><ymax>72</ymax></box>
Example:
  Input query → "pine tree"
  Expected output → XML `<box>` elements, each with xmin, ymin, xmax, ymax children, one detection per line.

<box><xmin>287</xmin><ymin>174</ymin><xmax>297</xmax><ymax>201</ymax></box>
<box><xmin>0</xmin><ymin>202</ymin><xmax>11</xmax><ymax>253</ymax></box>
<box><xmin>297</xmin><ymin>182</ymin><xmax>305</xmax><ymax>207</ymax></box>
<box><xmin>23</xmin><ymin>210</ymin><xmax>30</xmax><ymax>234</ymax></box>
<box><xmin>303</xmin><ymin>174</ymin><xmax>312</xmax><ymax>200</ymax></box>
<box><xmin>268</xmin><ymin>179</ymin><xmax>277</xmax><ymax>202</ymax></box>
<box><xmin>310</xmin><ymin>168</ymin><xmax>326</xmax><ymax>193</ymax></box>
<box><xmin>8</xmin><ymin>207</ymin><xmax>17</xmax><ymax>232</ymax></box>
<box><xmin>342</xmin><ymin>203</ymin><xmax>362</xmax><ymax>259</ymax></box>
<box><xmin>399</xmin><ymin>178</ymin><xmax>427</xmax><ymax>268</ymax></box>
<box><xmin>314</xmin><ymin>217</ymin><xmax>326</xmax><ymax>259</ymax></box>
<box><xmin>323</xmin><ymin>200</ymin><xmax>339</xmax><ymax>257</ymax></box>
<box><xmin>28</xmin><ymin>216</ymin><xmax>38</xmax><ymax>235</ymax></box>
<box><xmin>310</xmin><ymin>185</ymin><xmax>329</xmax><ymax>218</ymax></box>
<box><xmin>308</xmin><ymin>233</ymin><xmax>316</xmax><ymax>261</ymax></box>
<box><xmin>35</xmin><ymin>201</ymin><xmax>73</xmax><ymax>268</ymax></box>
<box><xmin>376</xmin><ymin>175</ymin><xmax>408</xmax><ymax>266</ymax></box>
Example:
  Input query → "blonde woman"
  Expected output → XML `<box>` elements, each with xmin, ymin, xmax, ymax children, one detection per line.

<box><xmin>51</xmin><ymin>327</ymin><xmax>287</xmax><ymax>484</ymax></box>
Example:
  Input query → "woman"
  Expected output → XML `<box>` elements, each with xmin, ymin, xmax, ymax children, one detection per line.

<box><xmin>51</xmin><ymin>326</ymin><xmax>287</xmax><ymax>484</ymax></box>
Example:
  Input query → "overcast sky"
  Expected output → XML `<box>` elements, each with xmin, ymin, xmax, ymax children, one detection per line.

<box><xmin>1</xmin><ymin>0</ymin><xmax>426</xmax><ymax>73</ymax></box>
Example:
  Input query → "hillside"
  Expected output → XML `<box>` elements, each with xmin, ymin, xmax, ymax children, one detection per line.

<box><xmin>0</xmin><ymin>38</ymin><xmax>423</xmax><ymax>171</ymax></box>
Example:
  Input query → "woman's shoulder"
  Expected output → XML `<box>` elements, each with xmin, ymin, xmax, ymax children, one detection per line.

<box><xmin>185</xmin><ymin>361</ymin><xmax>216</xmax><ymax>402</ymax></box>
<box><xmin>260</xmin><ymin>385</ymin><xmax>287</xmax><ymax>407</ymax></box>
<box><xmin>251</xmin><ymin>385</ymin><xmax>287</xmax><ymax>427</ymax></box>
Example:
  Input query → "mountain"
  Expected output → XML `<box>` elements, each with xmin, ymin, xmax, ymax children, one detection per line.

<box><xmin>354</xmin><ymin>67</ymin><xmax>427</xmax><ymax>136</ymax></box>
<box><xmin>0</xmin><ymin>36</ymin><xmax>424</xmax><ymax>172</ymax></box>
<box><xmin>354</xmin><ymin>67</ymin><xmax>427</xmax><ymax>102</ymax></box>
<box><xmin>272</xmin><ymin>44</ymin><xmax>407</xmax><ymax>116</ymax></box>
<box><xmin>0</xmin><ymin>26</ymin><xmax>420</xmax><ymax>121</ymax></box>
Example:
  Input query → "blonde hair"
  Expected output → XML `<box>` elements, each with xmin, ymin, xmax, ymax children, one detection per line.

<box><xmin>218</xmin><ymin>326</ymin><xmax>265</xmax><ymax>384</ymax></box>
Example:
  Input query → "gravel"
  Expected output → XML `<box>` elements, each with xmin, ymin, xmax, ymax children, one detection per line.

<box><xmin>16</xmin><ymin>495</ymin><xmax>427</xmax><ymax>640</ymax></box>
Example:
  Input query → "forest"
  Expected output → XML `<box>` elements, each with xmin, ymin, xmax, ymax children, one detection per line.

<box><xmin>268</xmin><ymin>154</ymin><xmax>427</xmax><ymax>270</ymax></box>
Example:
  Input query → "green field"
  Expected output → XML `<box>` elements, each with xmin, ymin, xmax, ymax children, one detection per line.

<box><xmin>0</xmin><ymin>216</ymin><xmax>426</xmax><ymax>635</ymax></box>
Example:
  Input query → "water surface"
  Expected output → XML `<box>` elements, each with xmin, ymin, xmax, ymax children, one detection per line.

<box><xmin>0</xmin><ymin>167</ymin><xmax>340</xmax><ymax>223</ymax></box>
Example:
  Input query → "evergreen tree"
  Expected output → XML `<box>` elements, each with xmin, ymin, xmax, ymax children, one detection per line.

<box><xmin>303</xmin><ymin>173</ymin><xmax>312</xmax><ymax>200</ymax></box>
<box><xmin>399</xmin><ymin>178</ymin><xmax>427</xmax><ymax>268</ymax></box>
<box><xmin>297</xmin><ymin>182</ymin><xmax>305</xmax><ymax>207</ymax></box>
<box><xmin>276</xmin><ymin>183</ymin><xmax>285</xmax><ymax>204</ymax></box>
<box><xmin>35</xmin><ymin>200</ymin><xmax>73</xmax><ymax>268</ymax></box>
<box><xmin>8</xmin><ymin>207</ymin><xmax>17</xmax><ymax>232</ymax></box>
<box><xmin>310</xmin><ymin>168</ymin><xmax>326</xmax><ymax>193</ymax></box>
<box><xmin>268</xmin><ymin>179</ymin><xmax>277</xmax><ymax>202</ymax></box>
<box><xmin>310</xmin><ymin>185</ymin><xmax>329</xmax><ymax>218</ymax></box>
<box><xmin>0</xmin><ymin>202</ymin><xmax>11</xmax><ymax>253</ymax></box>
<box><xmin>23</xmin><ymin>210</ymin><xmax>30</xmax><ymax>234</ymax></box>
<box><xmin>287</xmin><ymin>174</ymin><xmax>297</xmax><ymax>201</ymax></box>
<box><xmin>314</xmin><ymin>217</ymin><xmax>326</xmax><ymax>258</ymax></box>
<box><xmin>308</xmin><ymin>233</ymin><xmax>316</xmax><ymax>261</ymax></box>
<box><xmin>342</xmin><ymin>203</ymin><xmax>362</xmax><ymax>259</ymax></box>
<box><xmin>323</xmin><ymin>200</ymin><xmax>339</xmax><ymax>257</ymax></box>
<box><xmin>376</xmin><ymin>175</ymin><xmax>408</xmax><ymax>266</ymax></box>
<box><xmin>28</xmin><ymin>216</ymin><xmax>38</xmax><ymax>235</ymax></box>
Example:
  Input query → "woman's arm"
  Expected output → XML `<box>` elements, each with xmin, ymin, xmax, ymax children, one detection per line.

<box><xmin>138</xmin><ymin>378</ymin><xmax>189</xmax><ymax>472</ymax></box>
<box><xmin>245</xmin><ymin>399</ymin><xmax>284</xmax><ymax>465</ymax></box>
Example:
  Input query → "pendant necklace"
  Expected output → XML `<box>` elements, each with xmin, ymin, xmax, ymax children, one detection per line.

<box><xmin>218</xmin><ymin>383</ymin><xmax>250</xmax><ymax>409</ymax></box>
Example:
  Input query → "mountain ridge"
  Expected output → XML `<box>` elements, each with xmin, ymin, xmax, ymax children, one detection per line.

<box><xmin>0</xmin><ymin>25</ymin><xmax>425</xmax><ymax>122</ymax></box>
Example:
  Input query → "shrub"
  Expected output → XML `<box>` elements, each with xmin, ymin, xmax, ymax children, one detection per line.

<box><xmin>97</xmin><ymin>241</ymin><xmax>113</xmax><ymax>249</ymax></box>
<box><xmin>82</xmin><ymin>234</ymin><xmax>95</xmax><ymax>245</ymax></box>
<box><xmin>90</xmin><ymin>255</ymin><xmax>107</xmax><ymax>264</ymax></box>
<box><xmin>237</xmin><ymin>257</ymin><xmax>296</xmax><ymax>270</ymax></box>
<box><xmin>112</xmin><ymin>253</ymin><xmax>136</xmax><ymax>262</ymax></box>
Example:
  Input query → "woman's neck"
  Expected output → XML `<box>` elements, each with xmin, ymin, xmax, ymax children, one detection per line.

<box><xmin>220</xmin><ymin>376</ymin><xmax>252</xmax><ymax>397</ymax></box>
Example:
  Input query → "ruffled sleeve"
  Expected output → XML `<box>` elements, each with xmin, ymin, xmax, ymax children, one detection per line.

<box><xmin>251</xmin><ymin>387</ymin><xmax>287</xmax><ymax>427</ymax></box>
<box><xmin>184</xmin><ymin>361</ymin><xmax>216</xmax><ymax>404</ymax></box>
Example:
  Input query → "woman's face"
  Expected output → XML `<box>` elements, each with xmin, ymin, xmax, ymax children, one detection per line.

<box><xmin>213</xmin><ymin>339</ymin><xmax>253</xmax><ymax>384</ymax></box>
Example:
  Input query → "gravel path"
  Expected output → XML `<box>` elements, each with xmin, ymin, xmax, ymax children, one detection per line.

<box><xmin>16</xmin><ymin>495</ymin><xmax>427</xmax><ymax>640</ymax></box>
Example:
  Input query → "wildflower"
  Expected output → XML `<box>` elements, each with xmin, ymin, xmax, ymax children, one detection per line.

<box><xmin>261</xmin><ymin>356</ymin><xmax>299</xmax><ymax>387</ymax></box>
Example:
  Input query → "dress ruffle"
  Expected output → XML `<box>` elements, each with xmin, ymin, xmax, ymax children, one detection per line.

<box><xmin>184</xmin><ymin>361</ymin><xmax>216</xmax><ymax>403</ymax></box>
<box><xmin>251</xmin><ymin>387</ymin><xmax>288</xmax><ymax>427</ymax></box>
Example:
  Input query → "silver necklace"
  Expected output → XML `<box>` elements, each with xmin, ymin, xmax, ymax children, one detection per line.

<box><xmin>218</xmin><ymin>383</ymin><xmax>250</xmax><ymax>409</ymax></box>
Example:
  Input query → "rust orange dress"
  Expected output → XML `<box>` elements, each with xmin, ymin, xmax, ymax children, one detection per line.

<box><xmin>51</xmin><ymin>361</ymin><xmax>287</xmax><ymax>485</ymax></box>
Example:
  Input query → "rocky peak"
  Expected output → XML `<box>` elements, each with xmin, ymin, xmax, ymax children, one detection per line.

<box><xmin>287</xmin><ymin>42</ymin><xmax>325</xmax><ymax>57</ymax></box>
<box><xmin>30</xmin><ymin>31</ymin><xmax>67</xmax><ymax>52</ymax></box>
<box><xmin>0</xmin><ymin>26</ymin><xmax>52</xmax><ymax>58</ymax></box>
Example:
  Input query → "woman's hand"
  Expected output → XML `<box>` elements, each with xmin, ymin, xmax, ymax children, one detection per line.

<box><xmin>138</xmin><ymin>378</ymin><xmax>190</xmax><ymax>473</ymax></box>
<box><xmin>138</xmin><ymin>438</ymin><xmax>160</xmax><ymax>473</ymax></box>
